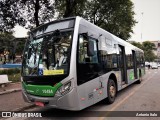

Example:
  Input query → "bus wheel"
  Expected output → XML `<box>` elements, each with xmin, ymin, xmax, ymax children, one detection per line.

<box><xmin>136</xmin><ymin>72</ymin><xmax>142</xmax><ymax>84</ymax></box>
<box><xmin>137</xmin><ymin>76</ymin><xmax>142</xmax><ymax>84</ymax></box>
<box><xmin>106</xmin><ymin>79</ymin><xmax>116</xmax><ymax>104</ymax></box>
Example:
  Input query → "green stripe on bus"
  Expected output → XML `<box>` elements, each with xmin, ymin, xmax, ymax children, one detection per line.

<box><xmin>129</xmin><ymin>71</ymin><xmax>134</xmax><ymax>80</ymax></box>
<box><xmin>22</xmin><ymin>82</ymin><xmax>62</xmax><ymax>97</ymax></box>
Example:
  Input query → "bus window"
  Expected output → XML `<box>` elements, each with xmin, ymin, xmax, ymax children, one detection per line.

<box><xmin>22</xmin><ymin>31</ymin><xmax>73</xmax><ymax>76</ymax></box>
<box><xmin>78</xmin><ymin>35</ymin><xmax>98</xmax><ymax>64</ymax></box>
<box><xmin>77</xmin><ymin>34</ymin><xmax>99</xmax><ymax>85</ymax></box>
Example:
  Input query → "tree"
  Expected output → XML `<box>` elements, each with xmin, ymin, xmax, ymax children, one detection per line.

<box><xmin>13</xmin><ymin>38</ymin><xmax>26</xmax><ymax>55</ymax></box>
<box><xmin>0</xmin><ymin>32</ymin><xmax>15</xmax><ymax>63</ymax></box>
<box><xmin>56</xmin><ymin>0</ymin><xmax>136</xmax><ymax>40</ymax></box>
<box><xmin>144</xmin><ymin>50</ymin><xmax>156</xmax><ymax>62</ymax></box>
<box><xmin>84</xmin><ymin>0</ymin><xmax>136</xmax><ymax>40</ymax></box>
<box><xmin>0</xmin><ymin>1</ymin><xmax>24</xmax><ymax>32</ymax></box>
<box><xmin>0</xmin><ymin>32</ymin><xmax>15</xmax><ymax>53</ymax></box>
<box><xmin>55</xmin><ymin>0</ymin><xmax>86</xmax><ymax>18</ymax></box>
<box><xmin>131</xmin><ymin>41</ymin><xmax>156</xmax><ymax>62</ymax></box>
<box><xmin>131</xmin><ymin>41</ymin><xmax>143</xmax><ymax>49</ymax></box>
<box><xmin>142</xmin><ymin>41</ymin><xmax>155</xmax><ymax>52</ymax></box>
<box><xmin>1</xmin><ymin>0</ymin><xmax>136</xmax><ymax>40</ymax></box>
<box><xmin>0</xmin><ymin>32</ymin><xmax>26</xmax><ymax>63</ymax></box>
<box><xmin>142</xmin><ymin>41</ymin><xmax>156</xmax><ymax>62</ymax></box>
<box><xmin>0</xmin><ymin>0</ymin><xmax>55</xmax><ymax>31</ymax></box>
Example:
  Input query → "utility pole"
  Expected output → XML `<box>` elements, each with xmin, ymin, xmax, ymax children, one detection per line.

<box><xmin>141</xmin><ymin>12</ymin><xmax>143</xmax><ymax>41</ymax></box>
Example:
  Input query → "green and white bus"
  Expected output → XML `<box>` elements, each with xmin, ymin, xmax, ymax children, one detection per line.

<box><xmin>21</xmin><ymin>16</ymin><xmax>145</xmax><ymax>110</ymax></box>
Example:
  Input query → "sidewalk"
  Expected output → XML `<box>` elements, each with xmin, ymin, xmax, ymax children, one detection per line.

<box><xmin>0</xmin><ymin>82</ymin><xmax>21</xmax><ymax>95</ymax></box>
<box><xmin>0</xmin><ymin>82</ymin><xmax>35</xmax><ymax>111</ymax></box>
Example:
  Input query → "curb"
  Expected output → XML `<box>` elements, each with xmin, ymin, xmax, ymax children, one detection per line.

<box><xmin>0</xmin><ymin>88</ymin><xmax>21</xmax><ymax>95</ymax></box>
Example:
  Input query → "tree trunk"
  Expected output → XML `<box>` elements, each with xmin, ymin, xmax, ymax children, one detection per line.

<box><xmin>63</xmin><ymin>0</ymin><xmax>76</xmax><ymax>17</ymax></box>
<box><xmin>34</xmin><ymin>0</ymin><xmax>40</xmax><ymax>27</ymax></box>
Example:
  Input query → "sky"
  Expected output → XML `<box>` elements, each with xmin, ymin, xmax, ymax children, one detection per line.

<box><xmin>13</xmin><ymin>0</ymin><xmax>160</xmax><ymax>42</ymax></box>
<box><xmin>13</xmin><ymin>25</ymin><xmax>28</xmax><ymax>38</ymax></box>
<box><xmin>129</xmin><ymin>0</ymin><xmax>160</xmax><ymax>42</ymax></box>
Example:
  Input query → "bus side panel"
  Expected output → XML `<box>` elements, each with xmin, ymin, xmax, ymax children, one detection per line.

<box><xmin>57</xmin><ymin>87</ymin><xmax>80</xmax><ymax>110</ymax></box>
<box><xmin>127</xmin><ymin>69</ymin><xmax>136</xmax><ymax>84</ymax></box>
<box><xmin>77</xmin><ymin>77</ymin><xmax>104</xmax><ymax>110</ymax></box>
<box><xmin>115</xmin><ymin>71</ymin><xmax>123</xmax><ymax>91</ymax></box>
<box><xmin>77</xmin><ymin>80</ymin><xmax>95</xmax><ymax>110</ymax></box>
<box><xmin>77</xmin><ymin>71</ymin><xmax>120</xmax><ymax>110</ymax></box>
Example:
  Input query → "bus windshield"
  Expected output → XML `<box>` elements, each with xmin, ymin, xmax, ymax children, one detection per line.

<box><xmin>22</xmin><ymin>30</ymin><xmax>73</xmax><ymax>76</ymax></box>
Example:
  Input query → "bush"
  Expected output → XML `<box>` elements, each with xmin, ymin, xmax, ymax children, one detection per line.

<box><xmin>8</xmin><ymin>73</ymin><xmax>21</xmax><ymax>83</ymax></box>
<box><xmin>0</xmin><ymin>68</ymin><xmax>21</xmax><ymax>75</ymax></box>
<box><xmin>0</xmin><ymin>68</ymin><xmax>21</xmax><ymax>82</ymax></box>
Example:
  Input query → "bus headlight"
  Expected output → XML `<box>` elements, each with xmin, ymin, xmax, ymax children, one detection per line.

<box><xmin>59</xmin><ymin>81</ymin><xmax>71</xmax><ymax>95</ymax></box>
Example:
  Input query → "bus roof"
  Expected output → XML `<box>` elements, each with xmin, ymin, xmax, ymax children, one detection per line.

<box><xmin>76</xmin><ymin>16</ymin><xmax>143</xmax><ymax>53</ymax></box>
<box><xmin>31</xmin><ymin>16</ymin><xmax>143</xmax><ymax>53</ymax></box>
<box><xmin>31</xmin><ymin>17</ymin><xmax>76</xmax><ymax>33</ymax></box>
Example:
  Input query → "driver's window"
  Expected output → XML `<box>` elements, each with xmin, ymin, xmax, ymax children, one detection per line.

<box><xmin>78</xmin><ymin>35</ymin><xmax>88</xmax><ymax>63</ymax></box>
<box><xmin>78</xmin><ymin>35</ymin><xmax>98</xmax><ymax>63</ymax></box>
<box><xmin>77</xmin><ymin>34</ymin><xmax>99</xmax><ymax>85</ymax></box>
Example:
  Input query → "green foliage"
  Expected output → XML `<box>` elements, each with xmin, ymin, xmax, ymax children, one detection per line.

<box><xmin>56</xmin><ymin>0</ymin><xmax>136</xmax><ymax>40</ymax></box>
<box><xmin>0</xmin><ymin>0</ymin><xmax>55</xmax><ymax>31</ymax></box>
<box><xmin>142</xmin><ymin>41</ymin><xmax>156</xmax><ymax>62</ymax></box>
<box><xmin>0</xmin><ymin>68</ymin><xmax>21</xmax><ymax>75</ymax></box>
<box><xmin>0</xmin><ymin>1</ymin><xmax>23</xmax><ymax>32</ymax></box>
<box><xmin>12</xmin><ymin>38</ymin><xmax>26</xmax><ymax>55</ymax></box>
<box><xmin>144</xmin><ymin>50</ymin><xmax>156</xmax><ymax>62</ymax></box>
<box><xmin>1</xmin><ymin>0</ymin><xmax>136</xmax><ymax>40</ymax></box>
<box><xmin>0</xmin><ymin>68</ymin><xmax>21</xmax><ymax>82</ymax></box>
<box><xmin>0</xmin><ymin>32</ymin><xmax>26</xmax><ymax>61</ymax></box>
<box><xmin>142</xmin><ymin>41</ymin><xmax>155</xmax><ymax>51</ymax></box>
<box><xmin>8</xmin><ymin>73</ymin><xmax>21</xmax><ymax>82</ymax></box>
<box><xmin>0</xmin><ymin>32</ymin><xmax>15</xmax><ymax>53</ymax></box>
<box><xmin>131</xmin><ymin>41</ymin><xmax>156</xmax><ymax>62</ymax></box>
<box><xmin>131</xmin><ymin>41</ymin><xmax>143</xmax><ymax>49</ymax></box>
<box><xmin>86</xmin><ymin>0</ymin><xmax>136</xmax><ymax>40</ymax></box>
<box><xmin>17</xmin><ymin>0</ymin><xmax>55</xmax><ymax>28</ymax></box>
<box><xmin>55</xmin><ymin>0</ymin><xmax>86</xmax><ymax>18</ymax></box>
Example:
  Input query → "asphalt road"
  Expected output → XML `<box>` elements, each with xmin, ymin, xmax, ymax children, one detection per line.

<box><xmin>3</xmin><ymin>68</ymin><xmax>160</xmax><ymax>120</ymax></box>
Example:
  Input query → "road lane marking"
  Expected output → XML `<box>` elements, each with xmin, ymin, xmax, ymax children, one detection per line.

<box><xmin>98</xmin><ymin>73</ymin><xmax>155</xmax><ymax>120</ymax></box>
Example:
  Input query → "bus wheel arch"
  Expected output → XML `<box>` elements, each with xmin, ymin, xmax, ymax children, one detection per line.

<box><xmin>106</xmin><ymin>73</ymin><xmax>117</xmax><ymax>104</ymax></box>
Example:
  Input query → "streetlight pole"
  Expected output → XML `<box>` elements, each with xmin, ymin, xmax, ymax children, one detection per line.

<box><xmin>141</xmin><ymin>12</ymin><xmax>143</xmax><ymax>41</ymax></box>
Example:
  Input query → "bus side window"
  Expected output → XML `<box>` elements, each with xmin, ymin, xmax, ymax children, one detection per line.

<box><xmin>78</xmin><ymin>35</ymin><xmax>98</xmax><ymax>64</ymax></box>
<box><xmin>77</xmin><ymin>34</ymin><xmax>99</xmax><ymax>85</ymax></box>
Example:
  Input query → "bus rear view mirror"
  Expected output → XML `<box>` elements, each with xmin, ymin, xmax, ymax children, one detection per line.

<box><xmin>87</xmin><ymin>40</ymin><xmax>95</xmax><ymax>56</ymax></box>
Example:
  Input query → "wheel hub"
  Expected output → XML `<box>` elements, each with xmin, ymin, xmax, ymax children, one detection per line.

<box><xmin>109</xmin><ymin>85</ymin><xmax>115</xmax><ymax>97</ymax></box>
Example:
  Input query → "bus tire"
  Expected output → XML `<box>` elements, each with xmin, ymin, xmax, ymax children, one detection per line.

<box><xmin>137</xmin><ymin>76</ymin><xmax>142</xmax><ymax>84</ymax></box>
<box><xmin>106</xmin><ymin>79</ymin><xmax>116</xmax><ymax>104</ymax></box>
<box><xmin>136</xmin><ymin>72</ymin><xmax>142</xmax><ymax>84</ymax></box>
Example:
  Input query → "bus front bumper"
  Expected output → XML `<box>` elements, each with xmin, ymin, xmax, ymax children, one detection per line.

<box><xmin>22</xmin><ymin>87</ymin><xmax>80</xmax><ymax>110</ymax></box>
